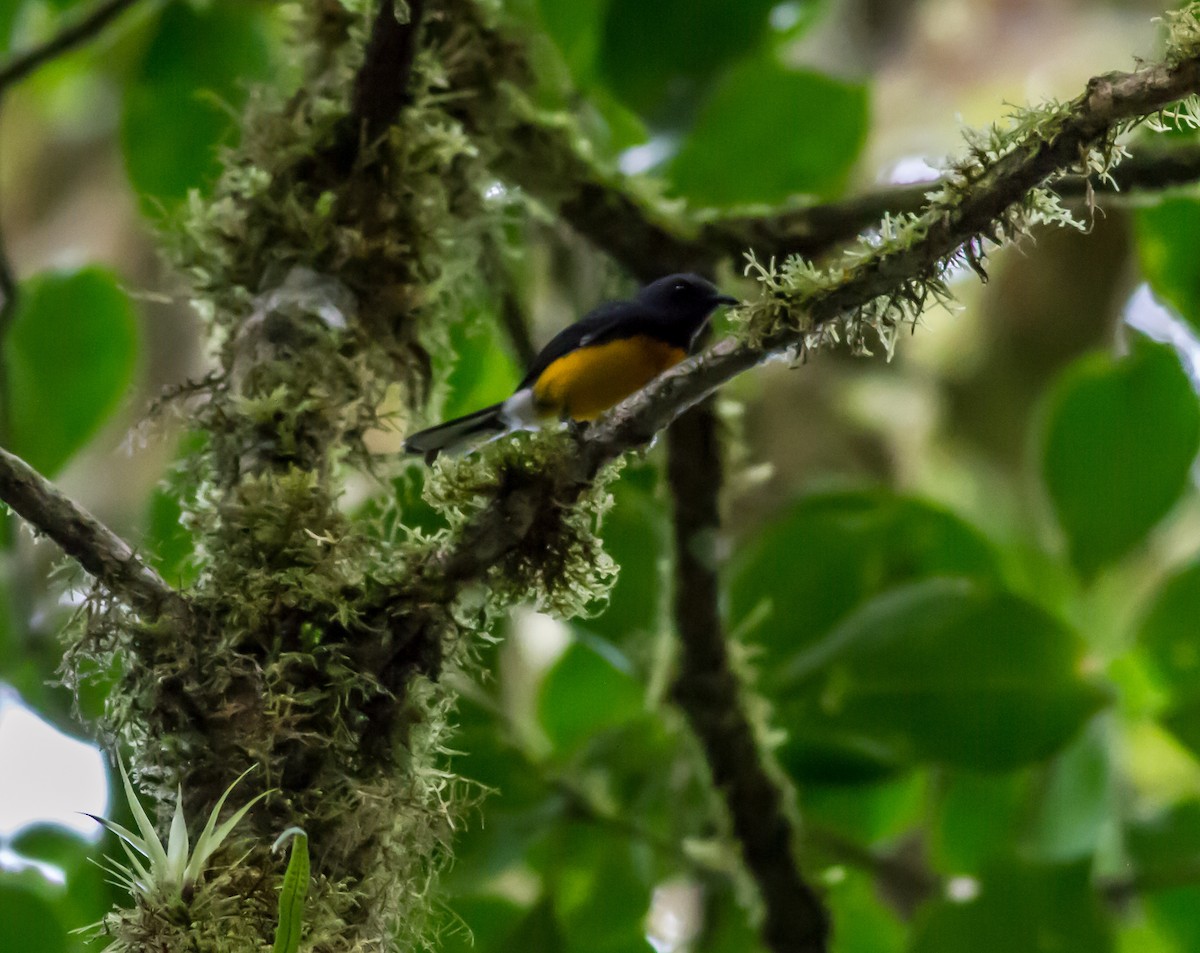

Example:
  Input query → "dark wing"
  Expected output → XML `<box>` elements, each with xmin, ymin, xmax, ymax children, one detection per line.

<box><xmin>517</xmin><ymin>300</ymin><xmax>650</xmax><ymax>390</ymax></box>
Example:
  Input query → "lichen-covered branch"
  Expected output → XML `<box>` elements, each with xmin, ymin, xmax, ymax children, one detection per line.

<box><xmin>498</xmin><ymin>127</ymin><xmax>1200</xmax><ymax>280</ymax></box>
<box><xmin>701</xmin><ymin>140</ymin><xmax>1200</xmax><ymax>265</ymax></box>
<box><xmin>423</xmin><ymin>25</ymin><xmax>1200</xmax><ymax>595</ymax></box>
<box><xmin>317</xmin><ymin>0</ymin><xmax>427</xmax><ymax>175</ymax></box>
<box><xmin>350</xmin><ymin>0</ymin><xmax>425</xmax><ymax>142</ymax></box>
<box><xmin>0</xmin><ymin>446</ymin><xmax>186</xmax><ymax>620</ymax></box>
<box><xmin>452</xmin><ymin>16</ymin><xmax>1200</xmax><ymax>283</ymax></box>
<box><xmin>0</xmin><ymin>0</ymin><xmax>143</xmax><ymax>91</ymax></box>
<box><xmin>667</xmin><ymin>402</ymin><xmax>830</xmax><ymax>953</ymax></box>
<box><xmin>72</xmin><ymin>1</ymin><xmax>507</xmax><ymax>949</ymax></box>
<box><xmin>29</xmin><ymin>4</ymin><xmax>1200</xmax><ymax>953</ymax></box>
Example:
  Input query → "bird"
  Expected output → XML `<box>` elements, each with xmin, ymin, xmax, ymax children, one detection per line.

<box><xmin>404</xmin><ymin>273</ymin><xmax>739</xmax><ymax>460</ymax></box>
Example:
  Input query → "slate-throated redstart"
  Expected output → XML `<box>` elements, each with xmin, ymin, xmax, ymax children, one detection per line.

<box><xmin>404</xmin><ymin>273</ymin><xmax>738</xmax><ymax>460</ymax></box>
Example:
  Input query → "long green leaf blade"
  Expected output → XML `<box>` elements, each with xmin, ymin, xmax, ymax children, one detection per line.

<box><xmin>118</xmin><ymin>760</ymin><xmax>168</xmax><ymax>871</ymax></box>
<box><xmin>272</xmin><ymin>828</ymin><xmax>310</xmax><ymax>953</ymax></box>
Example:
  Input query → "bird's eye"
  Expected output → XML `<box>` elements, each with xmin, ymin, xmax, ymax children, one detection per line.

<box><xmin>673</xmin><ymin>283</ymin><xmax>687</xmax><ymax>294</ymax></box>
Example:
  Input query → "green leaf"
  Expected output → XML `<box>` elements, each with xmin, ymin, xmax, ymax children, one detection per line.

<box><xmin>669</xmin><ymin>58</ymin><xmax>868</xmax><ymax>205</ymax></box>
<box><xmin>1136</xmin><ymin>198</ymin><xmax>1200</xmax><ymax>333</ymax></box>
<box><xmin>826</xmin><ymin>871</ymin><xmax>905</xmax><ymax>953</ymax></box>
<box><xmin>597</xmin><ymin>0</ymin><xmax>785</xmax><ymax>120</ymax></box>
<box><xmin>452</xmin><ymin>695</ymin><xmax>540</xmax><ymax>799</ymax></box>
<box><xmin>0</xmin><ymin>880</ymin><xmax>69</xmax><ymax>953</ymax></box>
<box><xmin>144</xmin><ymin>488</ymin><xmax>197</xmax><ymax>586</ymax></box>
<box><xmin>440</xmin><ymin>895</ymin><xmax>528</xmax><ymax>953</ymax></box>
<box><xmin>1116</xmin><ymin>918</ymin><xmax>1184</xmax><ymax>953</ymax></box>
<box><xmin>728</xmin><ymin>490</ymin><xmax>1002</xmax><ymax>683</ymax></box>
<box><xmin>446</xmin><ymin>696</ymin><xmax>563</xmax><ymax>891</ymax></box>
<box><xmin>1140</xmin><ymin>889</ymin><xmax>1200</xmax><ymax>953</ymax></box>
<box><xmin>697</xmin><ymin>892</ymin><xmax>768</xmax><ymax>953</ymax></box>
<box><xmin>1041</xmin><ymin>342</ymin><xmax>1200</xmax><ymax>576</ymax></box>
<box><xmin>450</xmin><ymin>798</ymin><xmax>565</xmax><ymax>894</ymax></box>
<box><xmin>8</xmin><ymin>824</ymin><xmax>116</xmax><ymax>930</ymax></box>
<box><xmin>140</xmin><ymin>430</ymin><xmax>205</xmax><ymax>584</ymax></box>
<box><xmin>1023</xmin><ymin>723</ymin><xmax>1113</xmax><ymax>862</ymax></box>
<box><xmin>1138</xmin><ymin>561</ymin><xmax>1200</xmax><ymax>695</ymax></box>
<box><xmin>1159</xmin><ymin>695</ymin><xmax>1200</xmax><ymax>762</ymax></box>
<box><xmin>1126</xmin><ymin>803</ymin><xmax>1200</xmax><ymax>948</ymax></box>
<box><xmin>272</xmin><ymin>828</ymin><xmax>310</xmax><ymax>953</ymax></box>
<box><xmin>579</xmin><ymin>85</ymin><xmax>651</xmax><ymax>155</ymax></box>
<box><xmin>909</xmin><ymin>861</ymin><xmax>1113</xmax><ymax>953</ymax></box>
<box><xmin>548</xmin><ymin>826</ymin><xmax>653</xmax><ymax>953</ymax></box>
<box><xmin>537</xmin><ymin>0</ymin><xmax>608</xmax><ymax>81</ymax></box>
<box><xmin>803</xmin><ymin>773</ymin><xmax>925</xmax><ymax>846</ymax></box>
<box><xmin>0</xmin><ymin>578</ymin><xmax>16</xmax><ymax>676</ymax></box>
<box><xmin>440</xmin><ymin>308</ymin><xmax>521</xmax><ymax>423</ymax></box>
<box><xmin>0</xmin><ymin>2</ymin><xmax>19</xmax><ymax>53</ymax></box>
<box><xmin>538</xmin><ymin>638</ymin><xmax>644</xmax><ymax>753</ymax></box>
<box><xmin>1127</xmin><ymin>799</ymin><xmax>1200</xmax><ymax>880</ymax></box>
<box><xmin>505</xmin><ymin>899</ymin><xmax>566</xmax><ymax>953</ymax></box>
<box><xmin>775</xmin><ymin>579</ymin><xmax>1106</xmax><ymax>775</ymax></box>
<box><xmin>5</xmin><ymin>267</ymin><xmax>139</xmax><ymax>477</ymax></box>
<box><xmin>120</xmin><ymin>1</ymin><xmax>272</xmax><ymax>206</ymax></box>
<box><xmin>930</xmin><ymin>770</ymin><xmax>1032</xmax><ymax>873</ymax></box>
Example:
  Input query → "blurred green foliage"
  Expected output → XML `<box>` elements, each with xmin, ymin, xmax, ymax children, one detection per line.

<box><xmin>1137</xmin><ymin>198</ymin><xmax>1200</xmax><ymax>334</ymax></box>
<box><xmin>5</xmin><ymin>1</ymin><xmax>1200</xmax><ymax>952</ymax></box>
<box><xmin>4</xmin><ymin>268</ymin><xmax>139</xmax><ymax>477</ymax></box>
<box><xmin>669</xmin><ymin>59</ymin><xmax>868</xmax><ymax>205</ymax></box>
<box><xmin>119</xmin><ymin>2</ymin><xmax>275</xmax><ymax>208</ymax></box>
<box><xmin>1041</xmin><ymin>342</ymin><xmax>1200</xmax><ymax>577</ymax></box>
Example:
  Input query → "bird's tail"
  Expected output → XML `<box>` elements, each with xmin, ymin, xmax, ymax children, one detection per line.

<box><xmin>403</xmin><ymin>402</ymin><xmax>508</xmax><ymax>461</ymax></box>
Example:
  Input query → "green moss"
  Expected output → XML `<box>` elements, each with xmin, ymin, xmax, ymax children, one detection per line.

<box><xmin>424</xmin><ymin>433</ymin><xmax>623</xmax><ymax>617</ymax></box>
<box><xmin>731</xmin><ymin>80</ymin><xmax>1162</xmax><ymax>364</ymax></box>
<box><xmin>64</xmin><ymin>0</ymin><xmax>643</xmax><ymax>945</ymax></box>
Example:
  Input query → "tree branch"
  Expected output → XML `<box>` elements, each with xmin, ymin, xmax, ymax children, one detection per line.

<box><xmin>485</xmin><ymin>106</ymin><xmax>1200</xmax><ymax>281</ymax></box>
<box><xmin>421</xmin><ymin>41</ymin><xmax>1200</xmax><ymax>592</ymax></box>
<box><xmin>0</xmin><ymin>0</ymin><xmax>142</xmax><ymax>92</ymax></box>
<box><xmin>699</xmin><ymin>140</ymin><xmax>1200</xmax><ymax>264</ymax></box>
<box><xmin>318</xmin><ymin>0</ymin><xmax>427</xmax><ymax>175</ymax></box>
<box><xmin>0</xmin><ymin>447</ymin><xmax>188</xmax><ymax>620</ymax></box>
<box><xmin>667</xmin><ymin>401</ymin><xmax>830</xmax><ymax>952</ymax></box>
<box><xmin>352</xmin><ymin>0</ymin><xmax>425</xmax><ymax>141</ymax></box>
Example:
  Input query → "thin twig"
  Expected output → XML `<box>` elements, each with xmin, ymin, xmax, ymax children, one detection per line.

<box><xmin>666</xmin><ymin>401</ymin><xmax>829</xmax><ymax>952</ymax></box>
<box><xmin>0</xmin><ymin>0</ymin><xmax>143</xmax><ymax>92</ymax></box>
<box><xmin>0</xmin><ymin>446</ymin><xmax>188</xmax><ymax>620</ymax></box>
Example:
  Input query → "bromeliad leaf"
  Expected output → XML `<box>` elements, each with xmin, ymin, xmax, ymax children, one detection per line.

<box><xmin>88</xmin><ymin>761</ymin><xmax>267</xmax><ymax>904</ymax></box>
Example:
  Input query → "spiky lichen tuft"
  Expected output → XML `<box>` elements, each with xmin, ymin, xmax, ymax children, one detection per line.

<box><xmin>63</xmin><ymin>2</ymin><xmax>528</xmax><ymax>950</ymax></box>
<box><xmin>729</xmin><ymin>50</ymin><xmax>1183</xmax><ymax>365</ymax></box>
<box><xmin>425</xmin><ymin>432</ymin><xmax>622</xmax><ymax>618</ymax></box>
<box><xmin>1163</xmin><ymin>3</ymin><xmax>1200</xmax><ymax>67</ymax></box>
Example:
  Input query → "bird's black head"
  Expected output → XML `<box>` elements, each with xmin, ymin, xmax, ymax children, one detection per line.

<box><xmin>637</xmin><ymin>273</ymin><xmax>739</xmax><ymax>318</ymax></box>
<box><xmin>636</xmin><ymin>273</ymin><xmax>739</xmax><ymax>348</ymax></box>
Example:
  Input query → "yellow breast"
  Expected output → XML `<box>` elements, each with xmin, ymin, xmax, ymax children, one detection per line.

<box><xmin>531</xmin><ymin>336</ymin><xmax>687</xmax><ymax>422</ymax></box>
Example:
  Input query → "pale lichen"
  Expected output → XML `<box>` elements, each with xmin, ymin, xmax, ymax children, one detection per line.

<box><xmin>64</xmin><ymin>1</ymin><xmax>521</xmax><ymax>950</ymax></box>
<box><xmin>729</xmin><ymin>44</ymin><xmax>1191</xmax><ymax>367</ymax></box>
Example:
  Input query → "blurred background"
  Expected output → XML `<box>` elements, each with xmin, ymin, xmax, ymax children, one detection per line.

<box><xmin>4</xmin><ymin>0</ymin><xmax>1200</xmax><ymax>951</ymax></box>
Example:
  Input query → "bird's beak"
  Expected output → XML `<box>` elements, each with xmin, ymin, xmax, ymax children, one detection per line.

<box><xmin>713</xmin><ymin>293</ymin><xmax>739</xmax><ymax>307</ymax></box>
